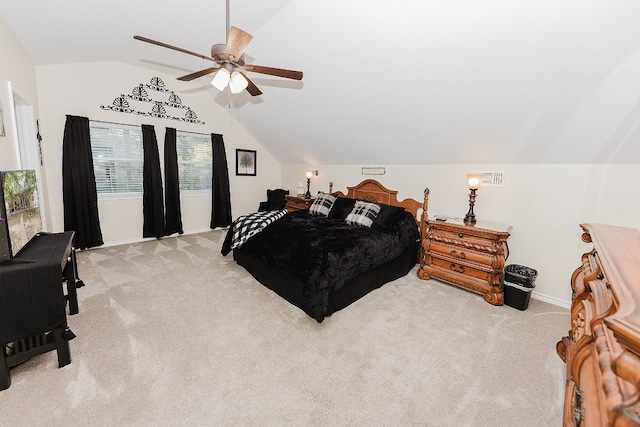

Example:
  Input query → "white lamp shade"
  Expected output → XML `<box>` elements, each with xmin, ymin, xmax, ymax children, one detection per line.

<box><xmin>211</xmin><ymin>68</ymin><xmax>231</xmax><ymax>91</ymax></box>
<box><xmin>229</xmin><ymin>71</ymin><xmax>249</xmax><ymax>94</ymax></box>
<box><xmin>467</xmin><ymin>173</ymin><xmax>482</xmax><ymax>190</ymax></box>
<box><xmin>305</xmin><ymin>170</ymin><xmax>313</xmax><ymax>179</ymax></box>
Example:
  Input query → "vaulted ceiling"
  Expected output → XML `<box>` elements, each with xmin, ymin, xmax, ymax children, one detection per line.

<box><xmin>2</xmin><ymin>0</ymin><xmax>640</xmax><ymax>164</ymax></box>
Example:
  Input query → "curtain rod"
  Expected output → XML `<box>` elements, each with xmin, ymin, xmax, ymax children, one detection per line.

<box><xmin>177</xmin><ymin>129</ymin><xmax>211</xmax><ymax>137</ymax></box>
<box><xmin>89</xmin><ymin>119</ymin><xmax>211</xmax><ymax>137</ymax></box>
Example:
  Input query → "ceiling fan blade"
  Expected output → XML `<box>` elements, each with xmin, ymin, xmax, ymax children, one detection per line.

<box><xmin>133</xmin><ymin>35</ymin><xmax>216</xmax><ymax>62</ymax></box>
<box><xmin>239</xmin><ymin>72</ymin><xmax>263</xmax><ymax>96</ymax></box>
<box><xmin>244</xmin><ymin>64</ymin><xmax>303</xmax><ymax>81</ymax></box>
<box><xmin>225</xmin><ymin>26</ymin><xmax>253</xmax><ymax>62</ymax></box>
<box><xmin>177</xmin><ymin>67</ymin><xmax>220</xmax><ymax>81</ymax></box>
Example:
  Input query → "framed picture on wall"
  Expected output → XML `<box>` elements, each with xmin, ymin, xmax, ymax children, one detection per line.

<box><xmin>236</xmin><ymin>149</ymin><xmax>257</xmax><ymax>176</ymax></box>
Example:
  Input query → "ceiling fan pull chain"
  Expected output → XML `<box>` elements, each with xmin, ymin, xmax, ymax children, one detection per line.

<box><xmin>226</xmin><ymin>0</ymin><xmax>231</xmax><ymax>40</ymax></box>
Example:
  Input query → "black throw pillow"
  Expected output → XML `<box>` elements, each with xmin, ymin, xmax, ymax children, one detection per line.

<box><xmin>267</xmin><ymin>189</ymin><xmax>289</xmax><ymax>210</ymax></box>
<box><xmin>328</xmin><ymin>197</ymin><xmax>356</xmax><ymax>220</ymax></box>
<box><xmin>372</xmin><ymin>204</ymin><xmax>406</xmax><ymax>229</ymax></box>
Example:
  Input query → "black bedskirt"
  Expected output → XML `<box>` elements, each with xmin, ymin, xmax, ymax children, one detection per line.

<box><xmin>233</xmin><ymin>239</ymin><xmax>418</xmax><ymax>321</ymax></box>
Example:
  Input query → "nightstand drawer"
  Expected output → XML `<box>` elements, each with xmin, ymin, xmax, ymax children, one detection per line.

<box><xmin>429</xmin><ymin>255</ymin><xmax>493</xmax><ymax>281</ymax></box>
<box><xmin>428</xmin><ymin>227</ymin><xmax>497</xmax><ymax>248</ymax></box>
<box><xmin>421</xmin><ymin>263</ymin><xmax>493</xmax><ymax>294</ymax></box>
<box><xmin>425</xmin><ymin>240</ymin><xmax>498</xmax><ymax>267</ymax></box>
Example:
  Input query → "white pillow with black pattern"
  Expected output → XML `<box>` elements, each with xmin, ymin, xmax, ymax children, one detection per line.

<box><xmin>308</xmin><ymin>192</ymin><xmax>337</xmax><ymax>217</ymax></box>
<box><xmin>345</xmin><ymin>200</ymin><xmax>381</xmax><ymax>228</ymax></box>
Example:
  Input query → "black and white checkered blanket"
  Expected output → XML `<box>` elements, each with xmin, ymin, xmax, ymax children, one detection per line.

<box><xmin>221</xmin><ymin>210</ymin><xmax>287</xmax><ymax>256</ymax></box>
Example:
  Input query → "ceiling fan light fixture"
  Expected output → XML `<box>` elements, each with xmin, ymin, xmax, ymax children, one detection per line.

<box><xmin>211</xmin><ymin>68</ymin><xmax>231</xmax><ymax>91</ymax></box>
<box><xmin>133</xmin><ymin>1</ymin><xmax>303</xmax><ymax>99</ymax></box>
<box><xmin>229</xmin><ymin>71</ymin><xmax>248</xmax><ymax>94</ymax></box>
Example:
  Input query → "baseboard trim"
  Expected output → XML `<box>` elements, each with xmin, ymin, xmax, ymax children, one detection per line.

<box><xmin>531</xmin><ymin>291</ymin><xmax>570</xmax><ymax>309</ymax></box>
<box><xmin>87</xmin><ymin>228</ymin><xmax>224</xmax><ymax>250</ymax></box>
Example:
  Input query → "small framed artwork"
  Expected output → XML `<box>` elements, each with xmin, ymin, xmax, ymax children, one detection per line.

<box><xmin>236</xmin><ymin>149</ymin><xmax>257</xmax><ymax>176</ymax></box>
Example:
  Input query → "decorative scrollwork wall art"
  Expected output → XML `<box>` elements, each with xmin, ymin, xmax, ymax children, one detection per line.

<box><xmin>100</xmin><ymin>77</ymin><xmax>205</xmax><ymax>124</ymax></box>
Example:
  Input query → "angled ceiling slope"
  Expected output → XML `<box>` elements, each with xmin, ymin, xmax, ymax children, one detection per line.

<box><xmin>3</xmin><ymin>0</ymin><xmax>640</xmax><ymax>164</ymax></box>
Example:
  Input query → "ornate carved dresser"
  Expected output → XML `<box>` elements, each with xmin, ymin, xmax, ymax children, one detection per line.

<box><xmin>557</xmin><ymin>223</ymin><xmax>640</xmax><ymax>426</ymax></box>
<box><xmin>418</xmin><ymin>218</ymin><xmax>512</xmax><ymax>305</ymax></box>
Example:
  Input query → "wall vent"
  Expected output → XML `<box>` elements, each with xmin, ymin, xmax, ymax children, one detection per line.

<box><xmin>361</xmin><ymin>167</ymin><xmax>386</xmax><ymax>175</ymax></box>
<box><xmin>481</xmin><ymin>171</ymin><xmax>505</xmax><ymax>187</ymax></box>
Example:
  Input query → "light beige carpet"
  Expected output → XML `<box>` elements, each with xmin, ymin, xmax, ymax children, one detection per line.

<box><xmin>0</xmin><ymin>231</ymin><xmax>569</xmax><ymax>426</ymax></box>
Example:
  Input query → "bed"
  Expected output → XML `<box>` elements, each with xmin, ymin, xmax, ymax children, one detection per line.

<box><xmin>222</xmin><ymin>180</ymin><xmax>429</xmax><ymax>322</ymax></box>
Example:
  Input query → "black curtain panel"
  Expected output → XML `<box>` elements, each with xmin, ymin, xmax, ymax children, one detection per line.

<box><xmin>210</xmin><ymin>133</ymin><xmax>232</xmax><ymax>228</ymax></box>
<box><xmin>142</xmin><ymin>124</ymin><xmax>165</xmax><ymax>238</ymax></box>
<box><xmin>163</xmin><ymin>127</ymin><xmax>183</xmax><ymax>236</ymax></box>
<box><xmin>62</xmin><ymin>115</ymin><xmax>104</xmax><ymax>249</ymax></box>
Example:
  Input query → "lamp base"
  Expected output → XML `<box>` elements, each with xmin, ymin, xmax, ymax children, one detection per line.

<box><xmin>464</xmin><ymin>214</ymin><xmax>477</xmax><ymax>224</ymax></box>
<box><xmin>304</xmin><ymin>178</ymin><xmax>311</xmax><ymax>199</ymax></box>
<box><xmin>464</xmin><ymin>189</ymin><xmax>477</xmax><ymax>224</ymax></box>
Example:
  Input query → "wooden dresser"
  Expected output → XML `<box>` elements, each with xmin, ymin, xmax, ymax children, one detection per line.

<box><xmin>284</xmin><ymin>195</ymin><xmax>314</xmax><ymax>212</ymax></box>
<box><xmin>557</xmin><ymin>223</ymin><xmax>640</xmax><ymax>426</ymax></box>
<box><xmin>418</xmin><ymin>217</ymin><xmax>512</xmax><ymax>305</ymax></box>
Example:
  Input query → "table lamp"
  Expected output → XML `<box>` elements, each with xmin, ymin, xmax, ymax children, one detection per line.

<box><xmin>304</xmin><ymin>170</ymin><xmax>313</xmax><ymax>198</ymax></box>
<box><xmin>464</xmin><ymin>173</ymin><xmax>482</xmax><ymax>224</ymax></box>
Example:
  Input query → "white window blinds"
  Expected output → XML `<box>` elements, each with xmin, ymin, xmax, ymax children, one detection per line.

<box><xmin>88</xmin><ymin>122</ymin><xmax>212</xmax><ymax>195</ymax></box>
<box><xmin>176</xmin><ymin>132</ymin><xmax>212</xmax><ymax>192</ymax></box>
<box><xmin>89</xmin><ymin>121</ymin><xmax>143</xmax><ymax>194</ymax></box>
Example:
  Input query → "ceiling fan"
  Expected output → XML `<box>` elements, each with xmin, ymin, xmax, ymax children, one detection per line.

<box><xmin>133</xmin><ymin>0</ymin><xmax>303</xmax><ymax>97</ymax></box>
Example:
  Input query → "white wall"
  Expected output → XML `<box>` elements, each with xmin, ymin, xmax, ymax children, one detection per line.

<box><xmin>35</xmin><ymin>61</ymin><xmax>282</xmax><ymax>244</ymax></box>
<box><xmin>0</xmin><ymin>16</ymin><xmax>40</xmax><ymax>183</ymax></box>
<box><xmin>0</xmin><ymin>16</ymin><xmax>54</xmax><ymax>229</ymax></box>
<box><xmin>0</xmin><ymin>16</ymin><xmax>36</xmax><ymax>170</ymax></box>
<box><xmin>282</xmin><ymin>163</ymin><xmax>640</xmax><ymax>306</ymax></box>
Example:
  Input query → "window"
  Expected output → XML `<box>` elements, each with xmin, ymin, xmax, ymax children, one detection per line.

<box><xmin>89</xmin><ymin>121</ymin><xmax>143</xmax><ymax>195</ymax></box>
<box><xmin>176</xmin><ymin>131</ymin><xmax>212</xmax><ymax>192</ymax></box>
<box><xmin>88</xmin><ymin>123</ymin><xmax>212</xmax><ymax>195</ymax></box>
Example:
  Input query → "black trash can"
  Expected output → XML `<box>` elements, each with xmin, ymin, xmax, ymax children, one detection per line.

<box><xmin>503</xmin><ymin>264</ymin><xmax>537</xmax><ymax>310</ymax></box>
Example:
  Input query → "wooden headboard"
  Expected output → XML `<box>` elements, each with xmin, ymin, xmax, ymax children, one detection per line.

<box><xmin>334</xmin><ymin>179</ymin><xmax>429</xmax><ymax>224</ymax></box>
<box><xmin>334</xmin><ymin>179</ymin><xmax>430</xmax><ymax>262</ymax></box>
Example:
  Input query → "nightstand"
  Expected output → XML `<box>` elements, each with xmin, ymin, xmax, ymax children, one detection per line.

<box><xmin>284</xmin><ymin>195</ymin><xmax>314</xmax><ymax>212</ymax></box>
<box><xmin>417</xmin><ymin>217</ymin><xmax>512</xmax><ymax>305</ymax></box>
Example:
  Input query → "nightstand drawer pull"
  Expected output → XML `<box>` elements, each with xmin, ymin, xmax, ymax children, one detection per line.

<box><xmin>450</xmin><ymin>249</ymin><xmax>466</xmax><ymax>259</ymax></box>
<box><xmin>458</xmin><ymin>233</ymin><xmax>464</xmax><ymax>238</ymax></box>
<box><xmin>450</xmin><ymin>263</ymin><xmax>465</xmax><ymax>273</ymax></box>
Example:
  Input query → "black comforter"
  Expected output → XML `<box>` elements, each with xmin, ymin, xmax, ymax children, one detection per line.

<box><xmin>222</xmin><ymin>210</ymin><xmax>419</xmax><ymax>321</ymax></box>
